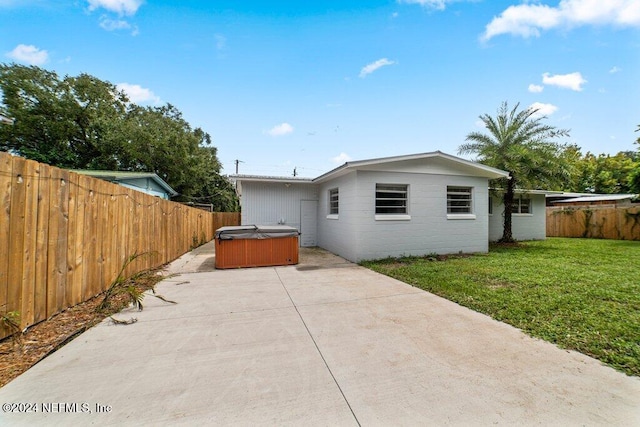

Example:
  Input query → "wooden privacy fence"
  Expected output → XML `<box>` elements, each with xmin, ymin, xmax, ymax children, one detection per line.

<box><xmin>0</xmin><ymin>152</ymin><xmax>240</xmax><ymax>339</ymax></box>
<box><xmin>546</xmin><ymin>205</ymin><xmax>640</xmax><ymax>240</ymax></box>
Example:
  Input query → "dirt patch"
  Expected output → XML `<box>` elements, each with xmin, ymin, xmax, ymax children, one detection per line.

<box><xmin>491</xmin><ymin>241</ymin><xmax>525</xmax><ymax>249</ymax></box>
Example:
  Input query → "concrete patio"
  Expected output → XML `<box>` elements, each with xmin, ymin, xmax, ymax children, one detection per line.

<box><xmin>0</xmin><ymin>242</ymin><xmax>638</xmax><ymax>426</ymax></box>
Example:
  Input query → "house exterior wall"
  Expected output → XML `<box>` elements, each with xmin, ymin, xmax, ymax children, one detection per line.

<box><xmin>317</xmin><ymin>172</ymin><xmax>359</xmax><ymax>262</ymax></box>
<box><xmin>317</xmin><ymin>171</ymin><xmax>490</xmax><ymax>262</ymax></box>
<box><xmin>489</xmin><ymin>193</ymin><xmax>547</xmax><ymax>241</ymax></box>
<box><xmin>239</xmin><ymin>181</ymin><xmax>318</xmax><ymax>238</ymax></box>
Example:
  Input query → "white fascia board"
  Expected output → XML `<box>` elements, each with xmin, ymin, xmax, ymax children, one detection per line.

<box><xmin>231</xmin><ymin>174</ymin><xmax>314</xmax><ymax>184</ymax></box>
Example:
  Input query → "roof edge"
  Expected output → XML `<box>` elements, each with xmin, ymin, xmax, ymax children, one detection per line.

<box><xmin>313</xmin><ymin>151</ymin><xmax>509</xmax><ymax>182</ymax></box>
<box><xmin>71</xmin><ymin>169</ymin><xmax>178</xmax><ymax>196</ymax></box>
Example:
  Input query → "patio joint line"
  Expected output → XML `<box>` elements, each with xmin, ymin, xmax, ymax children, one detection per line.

<box><xmin>275</xmin><ymin>269</ymin><xmax>361</xmax><ymax>427</ymax></box>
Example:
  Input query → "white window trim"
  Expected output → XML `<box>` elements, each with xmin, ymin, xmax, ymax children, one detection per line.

<box><xmin>326</xmin><ymin>214</ymin><xmax>339</xmax><ymax>220</ymax></box>
<box><xmin>375</xmin><ymin>214</ymin><xmax>411</xmax><ymax>221</ymax></box>
<box><xmin>447</xmin><ymin>213</ymin><xmax>477</xmax><ymax>220</ymax></box>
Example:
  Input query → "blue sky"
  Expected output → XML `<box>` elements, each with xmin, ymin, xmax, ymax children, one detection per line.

<box><xmin>1</xmin><ymin>0</ymin><xmax>639</xmax><ymax>176</ymax></box>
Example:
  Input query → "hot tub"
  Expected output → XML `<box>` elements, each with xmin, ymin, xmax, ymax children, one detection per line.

<box><xmin>214</xmin><ymin>225</ymin><xmax>300</xmax><ymax>269</ymax></box>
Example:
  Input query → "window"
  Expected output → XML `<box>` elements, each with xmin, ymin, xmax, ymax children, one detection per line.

<box><xmin>447</xmin><ymin>186</ymin><xmax>473</xmax><ymax>214</ymax></box>
<box><xmin>511</xmin><ymin>197</ymin><xmax>531</xmax><ymax>214</ymax></box>
<box><xmin>329</xmin><ymin>188</ymin><xmax>339</xmax><ymax>215</ymax></box>
<box><xmin>488</xmin><ymin>195</ymin><xmax>493</xmax><ymax>215</ymax></box>
<box><xmin>375</xmin><ymin>184</ymin><xmax>408</xmax><ymax>214</ymax></box>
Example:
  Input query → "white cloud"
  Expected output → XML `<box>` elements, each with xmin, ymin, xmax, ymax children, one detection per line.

<box><xmin>87</xmin><ymin>0</ymin><xmax>143</xmax><ymax>16</ymax></box>
<box><xmin>116</xmin><ymin>83</ymin><xmax>160</xmax><ymax>104</ymax></box>
<box><xmin>359</xmin><ymin>58</ymin><xmax>395</xmax><ymax>78</ymax></box>
<box><xmin>542</xmin><ymin>72</ymin><xmax>587</xmax><ymax>91</ymax></box>
<box><xmin>528</xmin><ymin>102</ymin><xmax>558</xmax><ymax>118</ymax></box>
<box><xmin>99</xmin><ymin>16</ymin><xmax>131</xmax><ymax>31</ymax></box>
<box><xmin>397</xmin><ymin>0</ymin><xmax>451</xmax><ymax>10</ymax></box>
<box><xmin>391</xmin><ymin>12</ymin><xmax>399</xmax><ymax>18</ymax></box>
<box><xmin>6</xmin><ymin>44</ymin><xmax>48</xmax><ymax>65</ymax></box>
<box><xmin>482</xmin><ymin>0</ymin><xmax>640</xmax><ymax>41</ymax></box>
<box><xmin>528</xmin><ymin>84</ymin><xmax>544</xmax><ymax>93</ymax></box>
<box><xmin>267</xmin><ymin>123</ymin><xmax>294</xmax><ymax>137</ymax></box>
<box><xmin>609</xmin><ymin>66</ymin><xmax>621</xmax><ymax>73</ymax></box>
<box><xmin>332</xmin><ymin>152</ymin><xmax>352</xmax><ymax>164</ymax></box>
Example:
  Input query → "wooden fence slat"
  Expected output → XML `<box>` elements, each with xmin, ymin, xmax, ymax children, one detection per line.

<box><xmin>0</xmin><ymin>152</ymin><xmax>13</xmax><ymax>326</ymax></box>
<box><xmin>67</xmin><ymin>172</ymin><xmax>83</xmax><ymax>307</ymax></box>
<box><xmin>7</xmin><ymin>156</ymin><xmax>26</xmax><ymax>328</ymax></box>
<box><xmin>46</xmin><ymin>167</ymin><xmax>70</xmax><ymax>317</ymax></box>
<box><xmin>96</xmin><ymin>180</ymin><xmax>108</xmax><ymax>292</ymax></box>
<box><xmin>20</xmin><ymin>159</ymin><xmax>39</xmax><ymax>328</ymax></box>
<box><xmin>34</xmin><ymin>163</ymin><xmax>50</xmax><ymax>323</ymax></box>
<box><xmin>65</xmin><ymin>170</ymin><xmax>78</xmax><ymax>308</ymax></box>
<box><xmin>82</xmin><ymin>176</ymin><xmax>98</xmax><ymax>301</ymax></box>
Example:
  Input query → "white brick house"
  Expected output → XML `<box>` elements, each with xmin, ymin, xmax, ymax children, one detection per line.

<box><xmin>233</xmin><ymin>151</ymin><xmax>546</xmax><ymax>262</ymax></box>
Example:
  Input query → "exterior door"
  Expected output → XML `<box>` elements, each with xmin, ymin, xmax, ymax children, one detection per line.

<box><xmin>300</xmin><ymin>200</ymin><xmax>318</xmax><ymax>247</ymax></box>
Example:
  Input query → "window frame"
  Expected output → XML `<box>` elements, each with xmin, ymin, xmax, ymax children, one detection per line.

<box><xmin>328</xmin><ymin>187</ymin><xmax>339</xmax><ymax>218</ymax></box>
<box><xmin>511</xmin><ymin>197</ymin><xmax>532</xmax><ymax>215</ymax></box>
<box><xmin>375</xmin><ymin>183</ymin><xmax>410</xmax><ymax>220</ymax></box>
<box><xmin>446</xmin><ymin>186</ymin><xmax>476</xmax><ymax>220</ymax></box>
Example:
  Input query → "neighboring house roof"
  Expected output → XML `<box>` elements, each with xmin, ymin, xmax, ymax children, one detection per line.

<box><xmin>554</xmin><ymin>194</ymin><xmax>636</xmax><ymax>204</ymax></box>
<box><xmin>72</xmin><ymin>170</ymin><xmax>178</xmax><ymax>197</ymax></box>
<box><xmin>546</xmin><ymin>191</ymin><xmax>593</xmax><ymax>199</ymax></box>
<box><xmin>492</xmin><ymin>188</ymin><xmax>563</xmax><ymax>195</ymax></box>
<box><xmin>233</xmin><ymin>151</ymin><xmax>510</xmax><ymax>185</ymax></box>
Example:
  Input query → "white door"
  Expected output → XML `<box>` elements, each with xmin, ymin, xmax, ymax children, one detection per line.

<box><xmin>300</xmin><ymin>200</ymin><xmax>318</xmax><ymax>247</ymax></box>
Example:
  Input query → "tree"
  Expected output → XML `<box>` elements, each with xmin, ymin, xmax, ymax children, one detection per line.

<box><xmin>459</xmin><ymin>102</ymin><xmax>570</xmax><ymax>242</ymax></box>
<box><xmin>561</xmin><ymin>150</ymin><xmax>640</xmax><ymax>194</ymax></box>
<box><xmin>0</xmin><ymin>63</ymin><xmax>238</xmax><ymax>211</ymax></box>
<box><xmin>0</xmin><ymin>64</ymin><xmax>129</xmax><ymax>167</ymax></box>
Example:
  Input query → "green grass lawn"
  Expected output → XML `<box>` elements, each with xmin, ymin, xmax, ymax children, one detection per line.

<box><xmin>361</xmin><ymin>238</ymin><xmax>640</xmax><ymax>377</ymax></box>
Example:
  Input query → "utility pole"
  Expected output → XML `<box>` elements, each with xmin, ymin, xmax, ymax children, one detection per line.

<box><xmin>234</xmin><ymin>159</ymin><xmax>244</xmax><ymax>174</ymax></box>
<box><xmin>293</xmin><ymin>167</ymin><xmax>297</xmax><ymax>177</ymax></box>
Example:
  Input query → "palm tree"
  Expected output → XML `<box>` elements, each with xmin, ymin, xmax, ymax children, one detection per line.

<box><xmin>459</xmin><ymin>102</ymin><xmax>570</xmax><ymax>243</ymax></box>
